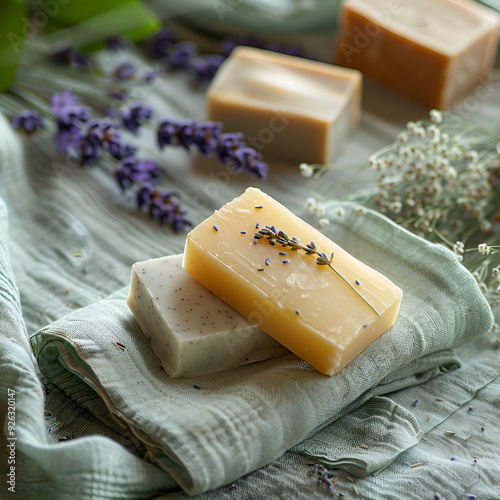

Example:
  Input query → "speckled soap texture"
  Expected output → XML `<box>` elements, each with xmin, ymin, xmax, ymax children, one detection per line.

<box><xmin>127</xmin><ymin>254</ymin><xmax>289</xmax><ymax>378</ymax></box>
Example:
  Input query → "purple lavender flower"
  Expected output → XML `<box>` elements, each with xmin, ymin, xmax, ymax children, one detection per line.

<box><xmin>86</xmin><ymin>119</ymin><xmax>115</xmax><ymax>146</ymax></box>
<box><xmin>106</xmin><ymin>138</ymin><xmax>137</xmax><ymax>160</ymax></box>
<box><xmin>168</xmin><ymin>42</ymin><xmax>198</xmax><ymax>70</ymax></box>
<box><xmin>214</xmin><ymin>132</ymin><xmax>245</xmax><ymax>164</ymax></box>
<box><xmin>51</xmin><ymin>46</ymin><xmax>92</xmax><ymax>68</ymax></box>
<box><xmin>192</xmin><ymin>121</ymin><xmax>222</xmax><ymax>155</ymax></box>
<box><xmin>115</xmin><ymin>157</ymin><xmax>162</xmax><ymax>190</ymax></box>
<box><xmin>143</xmin><ymin>69</ymin><xmax>159</xmax><ymax>85</ymax></box>
<box><xmin>149</xmin><ymin>28</ymin><xmax>177</xmax><ymax>59</ymax></box>
<box><xmin>114</xmin><ymin>61</ymin><xmax>136</xmax><ymax>79</ymax></box>
<box><xmin>51</xmin><ymin>89</ymin><xmax>77</xmax><ymax>115</ymax></box>
<box><xmin>106</xmin><ymin>35</ymin><xmax>126</xmax><ymax>51</ymax></box>
<box><xmin>228</xmin><ymin>145</ymin><xmax>268</xmax><ymax>180</ymax></box>
<box><xmin>189</xmin><ymin>54</ymin><xmax>225</xmax><ymax>83</ymax></box>
<box><xmin>157</xmin><ymin>119</ymin><xmax>268</xmax><ymax>179</ymax></box>
<box><xmin>136</xmin><ymin>184</ymin><xmax>191</xmax><ymax>232</ymax></box>
<box><xmin>121</xmin><ymin>103</ymin><xmax>154</xmax><ymax>133</ymax></box>
<box><xmin>54</xmin><ymin>128</ymin><xmax>84</xmax><ymax>154</ymax></box>
<box><xmin>214</xmin><ymin>133</ymin><xmax>268</xmax><ymax>180</ymax></box>
<box><xmin>110</xmin><ymin>88</ymin><xmax>128</xmax><ymax>102</ymax></box>
<box><xmin>77</xmin><ymin>137</ymin><xmax>101</xmax><ymax>165</ymax></box>
<box><xmin>11</xmin><ymin>110</ymin><xmax>44</xmax><ymax>133</ymax></box>
<box><xmin>157</xmin><ymin>118</ymin><xmax>196</xmax><ymax>149</ymax></box>
<box><xmin>51</xmin><ymin>90</ymin><xmax>91</xmax><ymax>131</ymax></box>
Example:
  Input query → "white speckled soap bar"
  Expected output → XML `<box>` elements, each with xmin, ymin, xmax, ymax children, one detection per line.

<box><xmin>127</xmin><ymin>254</ymin><xmax>289</xmax><ymax>378</ymax></box>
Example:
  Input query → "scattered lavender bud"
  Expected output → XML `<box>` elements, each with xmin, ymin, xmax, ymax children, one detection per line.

<box><xmin>143</xmin><ymin>68</ymin><xmax>160</xmax><ymax>85</ymax></box>
<box><xmin>115</xmin><ymin>157</ymin><xmax>162</xmax><ymax>190</ymax></box>
<box><xmin>168</xmin><ymin>42</ymin><xmax>198</xmax><ymax>70</ymax></box>
<box><xmin>148</xmin><ymin>28</ymin><xmax>177</xmax><ymax>59</ymax></box>
<box><xmin>121</xmin><ymin>103</ymin><xmax>154</xmax><ymax>132</ymax></box>
<box><xmin>114</xmin><ymin>61</ymin><xmax>136</xmax><ymax>79</ymax></box>
<box><xmin>106</xmin><ymin>35</ymin><xmax>127</xmax><ymax>51</ymax></box>
<box><xmin>189</xmin><ymin>54</ymin><xmax>225</xmax><ymax>83</ymax></box>
<box><xmin>109</xmin><ymin>88</ymin><xmax>128</xmax><ymax>102</ymax></box>
<box><xmin>11</xmin><ymin>110</ymin><xmax>44</xmax><ymax>133</ymax></box>
<box><xmin>51</xmin><ymin>46</ymin><xmax>92</xmax><ymax>68</ymax></box>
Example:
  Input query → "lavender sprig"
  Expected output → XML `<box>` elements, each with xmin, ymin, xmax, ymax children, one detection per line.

<box><xmin>157</xmin><ymin>118</ymin><xmax>268</xmax><ymax>180</ymax></box>
<box><xmin>31</xmin><ymin>89</ymin><xmax>188</xmax><ymax>231</ymax></box>
<box><xmin>144</xmin><ymin>28</ymin><xmax>306</xmax><ymax>86</ymax></box>
<box><xmin>254</xmin><ymin>225</ymin><xmax>381</xmax><ymax>317</ymax></box>
<box><xmin>11</xmin><ymin>110</ymin><xmax>44</xmax><ymax>133</ymax></box>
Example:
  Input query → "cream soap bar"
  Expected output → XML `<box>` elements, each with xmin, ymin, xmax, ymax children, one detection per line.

<box><xmin>127</xmin><ymin>254</ymin><xmax>289</xmax><ymax>378</ymax></box>
<box><xmin>183</xmin><ymin>188</ymin><xmax>402</xmax><ymax>376</ymax></box>
<box><xmin>207</xmin><ymin>46</ymin><xmax>362</xmax><ymax>164</ymax></box>
<box><xmin>335</xmin><ymin>0</ymin><xmax>500</xmax><ymax>109</ymax></box>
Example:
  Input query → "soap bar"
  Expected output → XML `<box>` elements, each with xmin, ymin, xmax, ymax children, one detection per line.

<box><xmin>127</xmin><ymin>254</ymin><xmax>289</xmax><ymax>378</ymax></box>
<box><xmin>335</xmin><ymin>0</ymin><xmax>500</xmax><ymax>109</ymax></box>
<box><xmin>183</xmin><ymin>188</ymin><xmax>403</xmax><ymax>376</ymax></box>
<box><xmin>207</xmin><ymin>46</ymin><xmax>362</xmax><ymax>164</ymax></box>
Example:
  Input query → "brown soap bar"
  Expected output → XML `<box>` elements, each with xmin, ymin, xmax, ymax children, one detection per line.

<box><xmin>207</xmin><ymin>46</ymin><xmax>362</xmax><ymax>164</ymax></box>
<box><xmin>335</xmin><ymin>0</ymin><xmax>500</xmax><ymax>109</ymax></box>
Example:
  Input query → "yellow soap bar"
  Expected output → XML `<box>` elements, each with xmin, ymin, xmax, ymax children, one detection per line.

<box><xmin>207</xmin><ymin>46</ymin><xmax>362</xmax><ymax>164</ymax></box>
<box><xmin>183</xmin><ymin>188</ymin><xmax>402</xmax><ymax>376</ymax></box>
<box><xmin>335</xmin><ymin>0</ymin><xmax>500</xmax><ymax>109</ymax></box>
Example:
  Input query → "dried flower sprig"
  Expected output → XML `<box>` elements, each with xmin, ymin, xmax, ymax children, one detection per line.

<box><xmin>144</xmin><ymin>28</ymin><xmax>306</xmax><ymax>86</ymax></box>
<box><xmin>7</xmin><ymin>89</ymin><xmax>191</xmax><ymax>232</ymax></box>
<box><xmin>302</xmin><ymin>109</ymin><xmax>500</xmax><ymax>315</ymax></box>
<box><xmin>156</xmin><ymin>118</ymin><xmax>268</xmax><ymax>180</ymax></box>
<box><xmin>254</xmin><ymin>225</ymin><xmax>381</xmax><ymax>317</ymax></box>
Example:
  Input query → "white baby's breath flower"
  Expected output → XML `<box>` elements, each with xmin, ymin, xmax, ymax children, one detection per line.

<box><xmin>415</xmin><ymin>127</ymin><xmax>426</xmax><ymax>138</ymax></box>
<box><xmin>389</xmin><ymin>201</ymin><xmax>402</xmax><ymax>214</ymax></box>
<box><xmin>315</xmin><ymin>204</ymin><xmax>326</xmax><ymax>217</ymax></box>
<box><xmin>429</xmin><ymin>109</ymin><xmax>443</xmax><ymax>123</ymax></box>
<box><xmin>454</xmin><ymin>241</ymin><xmax>465</xmax><ymax>255</ymax></box>
<box><xmin>306</xmin><ymin>197</ymin><xmax>317</xmax><ymax>213</ymax></box>
<box><xmin>478</xmin><ymin>243</ymin><xmax>491</xmax><ymax>255</ymax></box>
<box><xmin>445</xmin><ymin>166</ymin><xmax>457</xmax><ymax>179</ymax></box>
<box><xmin>439</xmin><ymin>133</ymin><xmax>449</xmax><ymax>144</ymax></box>
<box><xmin>406</xmin><ymin>121</ymin><xmax>417</xmax><ymax>132</ymax></box>
<box><xmin>427</xmin><ymin>124</ymin><xmax>440</xmax><ymax>139</ymax></box>
<box><xmin>299</xmin><ymin>163</ymin><xmax>314</xmax><ymax>178</ymax></box>
<box><xmin>493</xmin><ymin>266</ymin><xmax>500</xmax><ymax>279</ymax></box>
<box><xmin>397</xmin><ymin>132</ymin><xmax>409</xmax><ymax>144</ymax></box>
<box><xmin>317</xmin><ymin>218</ymin><xmax>330</xmax><ymax>228</ymax></box>
<box><xmin>466</xmin><ymin>150</ymin><xmax>479</xmax><ymax>163</ymax></box>
<box><xmin>335</xmin><ymin>207</ymin><xmax>345</xmax><ymax>217</ymax></box>
<box><xmin>355</xmin><ymin>205</ymin><xmax>365</xmax><ymax>216</ymax></box>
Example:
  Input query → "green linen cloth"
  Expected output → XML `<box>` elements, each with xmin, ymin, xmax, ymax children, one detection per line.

<box><xmin>29</xmin><ymin>200</ymin><xmax>492</xmax><ymax>495</ymax></box>
<box><xmin>0</xmin><ymin>29</ymin><xmax>499</xmax><ymax>497</ymax></box>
